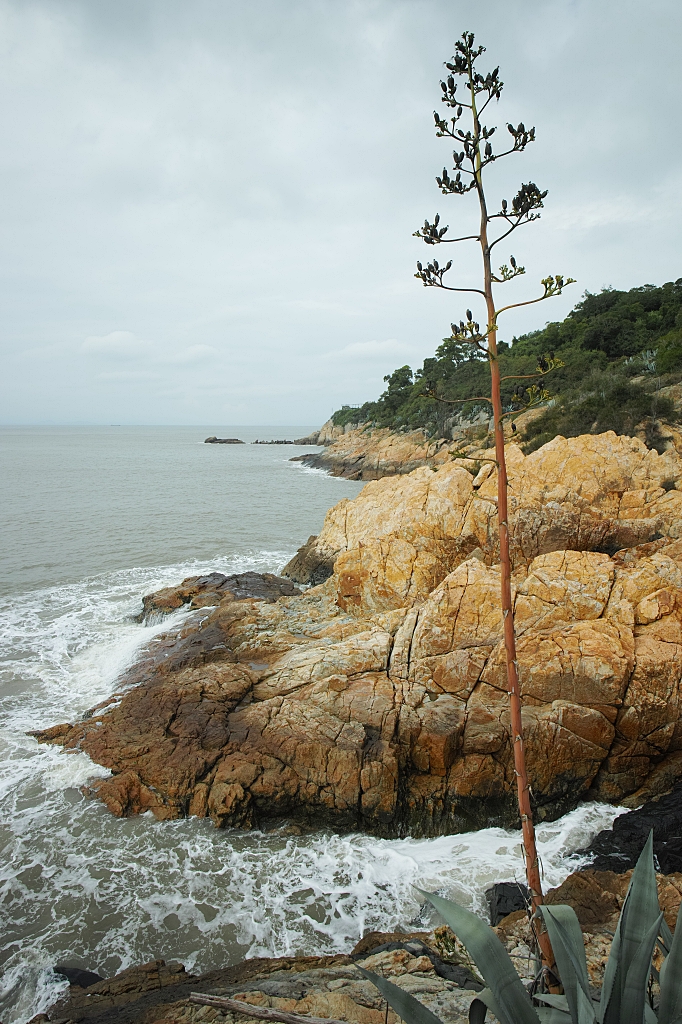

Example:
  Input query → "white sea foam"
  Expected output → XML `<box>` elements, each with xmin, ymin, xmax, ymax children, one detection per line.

<box><xmin>287</xmin><ymin>460</ymin><xmax>349</xmax><ymax>479</ymax></box>
<box><xmin>0</xmin><ymin>550</ymin><xmax>623</xmax><ymax>1024</ymax></box>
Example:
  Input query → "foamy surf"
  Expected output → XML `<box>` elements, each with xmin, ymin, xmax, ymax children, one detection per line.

<box><xmin>0</xmin><ymin>551</ymin><xmax>622</xmax><ymax>1024</ymax></box>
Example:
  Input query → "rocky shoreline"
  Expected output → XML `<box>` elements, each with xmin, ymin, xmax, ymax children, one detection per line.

<box><xmin>28</xmin><ymin>425</ymin><xmax>682</xmax><ymax>1024</ymax></box>
<box><xmin>34</xmin><ymin>430</ymin><xmax>682</xmax><ymax>836</ymax></box>
<box><xmin>289</xmin><ymin>425</ymin><xmax>453</xmax><ymax>480</ymax></box>
<box><xmin>291</xmin><ymin>406</ymin><xmax>682</xmax><ymax>482</ymax></box>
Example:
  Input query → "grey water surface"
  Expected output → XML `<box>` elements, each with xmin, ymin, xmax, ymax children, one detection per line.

<box><xmin>0</xmin><ymin>426</ymin><xmax>620</xmax><ymax>1024</ymax></box>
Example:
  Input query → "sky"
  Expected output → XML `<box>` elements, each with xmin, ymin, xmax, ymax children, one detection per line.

<box><xmin>1</xmin><ymin>0</ymin><xmax>681</xmax><ymax>426</ymax></box>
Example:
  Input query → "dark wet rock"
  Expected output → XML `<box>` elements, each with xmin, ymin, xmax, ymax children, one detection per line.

<box><xmin>581</xmin><ymin>783</ymin><xmax>682</xmax><ymax>872</ymax></box>
<box><xmin>204</xmin><ymin>437</ymin><xmax>244</xmax><ymax>444</ymax></box>
<box><xmin>281</xmin><ymin>536</ymin><xmax>336</xmax><ymax>586</ymax></box>
<box><xmin>139</xmin><ymin>571</ymin><xmax>301</xmax><ymax>620</ymax></box>
<box><xmin>54</xmin><ymin>967</ymin><xmax>105</xmax><ymax>989</ymax></box>
<box><xmin>485</xmin><ymin>882</ymin><xmax>530</xmax><ymax>925</ymax></box>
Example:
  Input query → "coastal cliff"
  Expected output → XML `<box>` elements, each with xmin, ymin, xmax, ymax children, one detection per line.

<box><xmin>290</xmin><ymin>406</ymin><xmax>567</xmax><ymax>481</ymax></box>
<box><xmin>291</xmin><ymin>423</ymin><xmax>454</xmax><ymax>480</ymax></box>
<box><xmin>34</xmin><ymin>431</ymin><xmax>682</xmax><ymax>836</ymax></box>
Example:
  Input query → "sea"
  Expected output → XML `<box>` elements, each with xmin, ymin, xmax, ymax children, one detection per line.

<box><xmin>0</xmin><ymin>425</ymin><xmax>623</xmax><ymax>1024</ymax></box>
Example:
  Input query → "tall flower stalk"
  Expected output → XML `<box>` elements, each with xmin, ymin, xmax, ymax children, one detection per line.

<box><xmin>414</xmin><ymin>31</ymin><xmax>574</xmax><ymax>982</ymax></box>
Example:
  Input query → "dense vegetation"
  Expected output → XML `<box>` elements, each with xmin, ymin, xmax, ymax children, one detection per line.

<box><xmin>333</xmin><ymin>280</ymin><xmax>682</xmax><ymax>451</ymax></box>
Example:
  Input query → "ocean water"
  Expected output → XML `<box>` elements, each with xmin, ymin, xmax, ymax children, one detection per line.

<box><xmin>0</xmin><ymin>426</ymin><xmax>622</xmax><ymax>1024</ymax></box>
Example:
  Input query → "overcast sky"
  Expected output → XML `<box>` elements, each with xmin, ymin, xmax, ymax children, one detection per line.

<box><xmin>1</xmin><ymin>0</ymin><xmax>681</xmax><ymax>426</ymax></box>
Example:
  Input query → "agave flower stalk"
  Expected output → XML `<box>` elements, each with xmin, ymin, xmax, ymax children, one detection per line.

<box><xmin>414</xmin><ymin>30</ymin><xmax>574</xmax><ymax>980</ymax></box>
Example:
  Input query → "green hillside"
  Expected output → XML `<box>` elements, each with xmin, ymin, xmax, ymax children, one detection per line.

<box><xmin>333</xmin><ymin>280</ymin><xmax>682</xmax><ymax>452</ymax></box>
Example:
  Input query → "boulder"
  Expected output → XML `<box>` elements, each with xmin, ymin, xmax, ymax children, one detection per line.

<box><xmin>139</xmin><ymin>571</ymin><xmax>300</xmax><ymax>619</ymax></box>
<box><xmin>53</xmin><ymin>967</ymin><xmax>104</xmax><ymax>989</ymax></box>
<box><xmin>485</xmin><ymin>882</ymin><xmax>530</xmax><ymax>926</ymax></box>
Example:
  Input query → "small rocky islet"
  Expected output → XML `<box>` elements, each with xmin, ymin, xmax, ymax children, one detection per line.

<box><xmin>33</xmin><ymin>427</ymin><xmax>682</xmax><ymax>1024</ymax></box>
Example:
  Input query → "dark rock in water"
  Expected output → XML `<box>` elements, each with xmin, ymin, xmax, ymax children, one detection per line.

<box><xmin>46</xmin><ymin>960</ymin><xmax>193</xmax><ymax>1021</ymax></box>
<box><xmin>582</xmin><ymin>782</ymin><xmax>682</xmax><ymax>872</ymax></box>
<box><xmin>53</xmin><ymin>966</ymin><xmax>104</xmax><ymax>988</ymax></box>
<box><xmin>485</xmin><ymin>881</ymin><xmax>530</xmax><ymax>925</ymax></box>
<box><xmin>252</xmin><ymin>439</ymin><xmax>295</xmax><ymax>445</ymax></box>
<box><xmin>282</xmin><ymin>534</ymin><xmax>335</xmax><ymax>586</ymax></box>
<box><xmin>139</xmin><ymin>570</ymin><xmax>301</xmax><ymax>620</ymax></box>
<box><xmin>204</xmin><ymin>436</ymin><xmax>244</xmax><ymax>444</ymax></box>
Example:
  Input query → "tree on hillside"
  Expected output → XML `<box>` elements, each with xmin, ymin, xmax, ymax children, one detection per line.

<box><xmin>414</xmin><ymin>30</ymin><xmax>576</xmax><ymax>985</ymax></box>
<box><xmin>381</xmin><ymin>365</ymin><xmax>414</xmax><ymax>413</ymax></box>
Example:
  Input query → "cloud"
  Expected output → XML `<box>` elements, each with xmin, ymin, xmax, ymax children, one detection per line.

<box><xmin>163</xmin><ymin>344</ymin><xmax>218</xmax><ymax>364</ymax></box>
<box><xmin>96</xmin><ymin>370</ymin><xmax>158</xmax><ymax>381</ymax></box>
<box><xmin>2</xmin><ymin>1</ymin><xmax>682</xmax><ymax>425</ymax></box>
<box><xmin>329</xmin><ymin>338</ymin><xmax>414</xmax><ymax>360</ymax></box>
<box><xmin>82</xmin><ymin>334</ymin><xmax>216</xmax><ymax>367</ymax></box>
<box><xmin>549</xmin><ymin>196</ymin><xmax>657</xmax><ymax>233</ymax></box>
<box><xmin>82</xmin><ymin>331</ymin><xmax>147</xmax><ymax>357</ymax></box>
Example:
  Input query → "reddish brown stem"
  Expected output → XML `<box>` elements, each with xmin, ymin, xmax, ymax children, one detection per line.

<box><xmin>468</xmin><ymin>62</ymin><xmax>556</xmax><ymax>983</ymax></box>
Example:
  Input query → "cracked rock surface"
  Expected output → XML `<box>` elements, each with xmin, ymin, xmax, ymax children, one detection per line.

<box><xmin>34</xmin><ymin>432</ymin><xmax>682</xmax><ymax>835</ymax></box>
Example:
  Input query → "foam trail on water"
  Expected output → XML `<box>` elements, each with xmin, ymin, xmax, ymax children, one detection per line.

<box><xmin>0</xmin><ymin>550</ymin><xmax>623</xmax><ymax>1024</ymax></box>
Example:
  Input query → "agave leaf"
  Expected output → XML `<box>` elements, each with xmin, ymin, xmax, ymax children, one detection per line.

<box><xmin>599</xmin><ymin>923</ymin><xmax>622</xmax><ymax>1024</ymax></box>
<box><xmin>619</xmin><ymin>912</ymin><xmax>662</xmax><ymax>1024</ymax></box>
<box><xmin>619</xmin><ymin>832</ymin><xmax>660</xmax><ymax>971</ymax></box>
<box><xmin>659</xmin><ymin>898</ymin><xmax>682</xmax><ymax>1024</ymax></box>
<box><xmin>536</xmin><ymin>1010</ymin><xmax>573</xmax><ymax>1024</ymax></box>
<box><xmin>644</xmin><ymin>1005</ymin><xmax>658</xmax><ymax>1024</ymax></box>
<box><xmin>468</xmin><ymin>988</ymin><xmax>502</xmax><ymax>1024</ymax></box>
<box><xmin>357</xmin><ymin>968</ymin><xmax>445</xmax><ymax>1024</ymax></box>
<box><xmin>538</xmin><ymin>905</ymin><xmax>595</xmax><ymax>1024</ymax></box>
<box><xmin>601</xmin><ymin>831</ymin><xmax>659</xmax><ymax>1024</ymax></box>
<box><xmin>535</xmin><ymin>994</ymin><xmax>570</xmax><ymax>1011</ymax></box>
<box><xmin>418</xmin><ymin>889</ymin><xmax>540</xmax><ymax>1024</ymax></box>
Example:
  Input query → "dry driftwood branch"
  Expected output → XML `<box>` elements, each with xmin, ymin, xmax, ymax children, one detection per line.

<box><xmin>188</xmin><ymin>992</ymin><xmax>347</xmax><ymax>1024</ymax></box>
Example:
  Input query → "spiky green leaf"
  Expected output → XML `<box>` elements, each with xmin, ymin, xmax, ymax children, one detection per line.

<box><xmin>600</xmin><ymin>923</ymin><xmax>622</xmax><ymax>1024</ymax></box>
<box><xmin>659</xmin><ymin>915</ymin><xmax>674</xmax><ymax>958</ymax></box>
<box><xmin>535</xmin><ymin>994</ymin><xmax>570</xmax><ymax>1012</ymax></box>
<box><xmin>601</xmin><ymin>831</ymin><xmax>659</xmax><ymax>1024</ymax></box>
<box><xmin>620</xmin><ymin>912</ymin><xmax>662</xmax><ymax>1024</ymax></box>
<box><xmin>469</xmin><ymin>988</ymin><xmax>502</xmax><ymax>1024</ymax></box>
<box><xmin>536</xmin><ymin>1010</ymin><xmax>573</xmax><ymax>1024</ymax></box>
<box><xmin>538</xmin><ymin>906</ymin><xmax>595</xmax><ymax>1024</ymax></box>
<box><xmin>644</xmin><ymin>1004</ymin><xmax>658</xmax><ymax>1024</ymax></box>
<box><xmin>659</xmin><ymin>899</ymin><xmax>682</xmax><ymax>1024</ymax></box>
<box><xmin>418</xmin><ymin>889</ymin><xmax>540</xmax><ymax>1024</ymax></box>
<box><xmin>357</xmin><ymin>968</ymin><xmax>445</xmax><ymax>1024</ymax></box>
